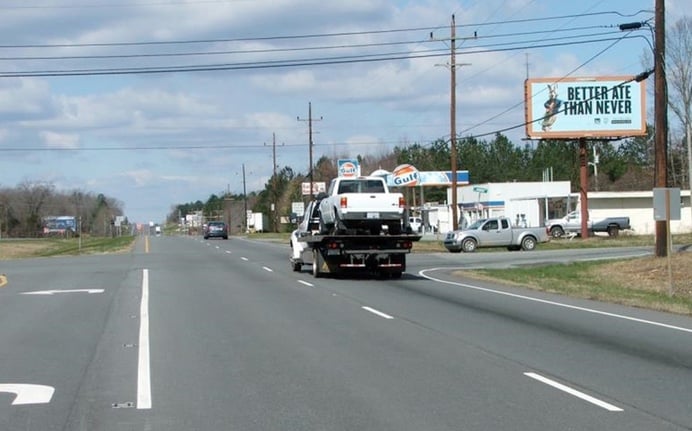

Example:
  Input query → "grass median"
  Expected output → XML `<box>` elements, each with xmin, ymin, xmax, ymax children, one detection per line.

<box><xmin>0</xmin><ymin>235</ymin><xmax>136</xmax><ymax>259</ymax></box>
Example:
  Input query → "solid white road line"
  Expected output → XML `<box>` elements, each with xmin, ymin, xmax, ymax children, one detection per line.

<box><xmin>262</xmin><ymin>266</ymin><xmax>273</xmax><ymax>272</ymax></box>
<box><xmin>419</xmin><ymin>269</ymin><xmax>692</xmax><ymax>334</ymax></box>
<box><xmin>22</xmin><ymin>289</ymin><xmax>104</xmax><ymax>295</ymax></box>
<box><xmin>297</xmin><ymin>280</ymin><xmax>314</xmax><ymax>287</ymax></box>
<box><xmin>241</xmin><ymin>257</ymin><xmax>249</xmax><ymax>261</ymax></box>
<box><xmin>137</xmin><ymin>269</ymin><xmax>152</xmax><ymax>409</ymax></box>
<box><xmin>225</xmin><ymin>250</ymin><xmax>232</xmax><ymax>254</ymax></box>
<box><xmin>524</xmin><ymin>372</ymin><xmax>623</xmax><ymax>412</ymax></box>
<box><xmin>362</xmin><ymin>306</ymin><xmax>394</xmax><ymax>320</ymax></box>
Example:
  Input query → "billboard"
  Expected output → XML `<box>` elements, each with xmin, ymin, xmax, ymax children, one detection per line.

<box><xmin>525</xmin><ymin>76</ymin><xmax>646</xmax><ymax>139</ymax></box>
<box><xmin>42</xmin><ymin>216</ymin><xmax>76</xmax><ymax>234</ymax></box>
<box><xmin>301</xmin><ymin>182</ymin><xmax>326</xmax><ymax>195</ymax></box>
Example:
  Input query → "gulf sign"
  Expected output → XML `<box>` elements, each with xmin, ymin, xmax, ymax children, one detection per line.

<box><xmin>337</xmin><ymin>159</ymin><xmax>360</xmax><ymax>177</ymax></box>
<box><xmin>525</xmin><ymin>76</ymin><xmax>646</xmax><ymax>139</ymax></box>
<box><xmin>392</xmin><ymin>164</ymin><xmax>420</xmax><ymax>187</ymax></box>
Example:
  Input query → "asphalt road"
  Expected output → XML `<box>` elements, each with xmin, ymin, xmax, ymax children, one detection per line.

<box><xmin>0</xmin><ymin>236</ymin><xmax>690</xmax><ymax>430</ymax></box>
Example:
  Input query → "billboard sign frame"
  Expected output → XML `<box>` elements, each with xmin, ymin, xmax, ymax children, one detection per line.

<box><xmin>525</xmin><ymin>76</ymin><xmax>646</xmax><ymax>139</ymax></box>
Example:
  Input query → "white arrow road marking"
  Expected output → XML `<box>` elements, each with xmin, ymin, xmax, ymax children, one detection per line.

<box><xmin>22</xmin><ymin>289</ymin><xmax>104</xmax><ymax>296</ymax></box>
<box><xmin>0</xmin><ymin>384</ymin><xmax>55</xmax><ymax>405</ymax></box>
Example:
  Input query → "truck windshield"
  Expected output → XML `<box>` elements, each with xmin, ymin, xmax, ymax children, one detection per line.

<box><xmin>467</xmin><ymin>219</ymin><xmax>486</xmax><ymax>230</ymax></box>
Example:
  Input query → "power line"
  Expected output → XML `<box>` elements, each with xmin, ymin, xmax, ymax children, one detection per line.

<box><xmin>0</xmin><ymin>0</ymin><xmax>251</xmax><ymax>10</ymax></box>
<box><xmin>0</xmin><ymin>10</ymin><xmax>650</xmax><ymax>50</ymax></box>
<box><xmin>0</xmin><ymin>26</ymin><xmax>622</xmax><ymax>62</ymax></box>
<box><xmin>0</xmin><ymin>34</ymin><xmax>642</xmax><ymax>77</ymax></box>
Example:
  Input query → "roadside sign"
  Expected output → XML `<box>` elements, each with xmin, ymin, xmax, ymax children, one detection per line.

<box><xmin>292</xmin><ymin>202</ymin><xmax>305</xmax><ymax>217</ymax></box>
<box><xmin>653</xmin><ymin>188</ymin><xmax>681</xmax><ymax>221</ymax></box>
<box><xmin>473</xmin><ymin>186</ymin><xmax>488</xmax><ymax>193</ymax></box>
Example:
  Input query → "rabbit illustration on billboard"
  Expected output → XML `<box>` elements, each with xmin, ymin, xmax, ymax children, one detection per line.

<box><xmin>541</xmin><ymin>84</ymin><xmax>562</xmax><ymax>131</ymax></box>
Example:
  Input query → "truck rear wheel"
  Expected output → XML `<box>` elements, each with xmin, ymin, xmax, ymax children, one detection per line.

<box><xmin>550</xmin><ymin>226</ymin><xmax>564</xmax><ymax>238</ymax></box>
<box><xmin>521</xmin><ymin>236</ymin><xmax>537</xmax><ymax>251</ymax></box>
<box><xmin>607</xmin><ymin>225</ymin><xmax>619</xmax><ymax>237</ymax></box>
<box><xmin>387</xmin><ymin>221</ymin><xmax>402</xmax><ymax>235</ymax></box>
<box><xmin>312</xmin><ymin>249</ymin><xmax>323</xmax><ymax>278</ymax></box>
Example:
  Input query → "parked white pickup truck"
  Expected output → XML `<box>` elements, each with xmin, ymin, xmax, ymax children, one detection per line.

<box><xmin>444</xmin><ymin>217</ymin><xmax>550</xmax><ymax>252</ymax></box>
<box><xmin>546</xmin><ymin>210</ymin><xmax>631</xmax><ymax>238</ymax></box>
<box><xmin>317</xmin><ymin>176</ymin><xmax>407</xmax><ymax>235</ymax></box>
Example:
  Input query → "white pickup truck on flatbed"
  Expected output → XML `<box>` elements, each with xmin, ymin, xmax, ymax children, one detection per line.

<box><xmin>290</xmin><ymin>196</ymin><xmax>421</xmax><ymax>278</ymax></box>
<box><xmin>317</xmin><ymin>176</ymin><xmax>407</xmax><ymax>235</ymax></box>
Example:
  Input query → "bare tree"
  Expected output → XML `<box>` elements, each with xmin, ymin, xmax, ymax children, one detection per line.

<box><xmin>667</xmin><ymin>16</ymin><xmax>692</xmax><ymax>219</ymax></box>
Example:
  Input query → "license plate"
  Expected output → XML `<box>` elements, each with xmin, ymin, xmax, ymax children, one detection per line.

<box><xmin>366</xmin><ymin>212</ymin><xmax>379</xmax><ymax>219</ymax></box>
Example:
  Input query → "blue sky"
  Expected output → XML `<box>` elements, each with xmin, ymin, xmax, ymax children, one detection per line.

<box><xmin>0</xmin><ymin>0</ymin><xmax>685</xmax><ymax>224</ymax></box>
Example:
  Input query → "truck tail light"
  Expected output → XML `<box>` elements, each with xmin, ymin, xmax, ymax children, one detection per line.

<box><xmin>340</xmin><ymin>197</ymin><xmax>348</xmax><ymax>208</ymax></box>
<box><xmin>399</xmin><ymin>196</ymin><xmax>406</xmax><ymax>208</ymax></box>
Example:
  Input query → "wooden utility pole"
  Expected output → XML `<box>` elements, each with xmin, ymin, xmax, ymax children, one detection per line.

<box><xmin>579</xmin><ymin>138</ymin><xmax>590</xmax><ymax>238</ymax></box>
<box><xmin>297</xmin><ymin>102</ymin><xmax>322</xmax><ymax>199</ymax></box>
<box><xmin>270</xmin><ymin>132</ymin><xmax>278</xmax><ymax>232</ymax></box>
<box><xmin>450</xmin><ymin>14</ymin><xmax>459</xmax><ymax>230</ymax></box>
<box><xmin>654</xmin><ymin>0</ymin><xmax>668</xmax><ymax>257</ymax></box>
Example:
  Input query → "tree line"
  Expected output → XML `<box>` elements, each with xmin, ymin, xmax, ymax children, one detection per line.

<box><xmin>0</xmin><ymin>180</ymin><xmax>125</xmax><ymax>238</ymax></box>
<box><xmin>168</xmin><ymin>124</ymin><xmax>689</xmax><ymax>233</ymax></box>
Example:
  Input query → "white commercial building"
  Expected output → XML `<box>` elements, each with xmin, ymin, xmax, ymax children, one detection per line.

<box><xmin>436</xmin><ymin>182</ymin><xmax>692</xmax><ymax>235</ymax></box>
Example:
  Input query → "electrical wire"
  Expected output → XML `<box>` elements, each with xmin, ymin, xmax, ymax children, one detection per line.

<box><xmin>0</xmin><ymin>34</ymin><xmax>641</xmax><ymax>77</ymax></box>
<box><xmin>0</xmin><ymin>26</ymin><xmax>619</xmax><ymax>62</ymax></box>
<box><xmin>0</xmin><ymin>10</ymin><xmax>651</xmax><ymax>50</ymax></box>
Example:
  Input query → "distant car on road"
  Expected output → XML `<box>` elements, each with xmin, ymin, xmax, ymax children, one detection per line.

<box><xmin>204</xmin><ymin>221</ymin><xmax>228</xmax><ymax>240</ymax></box>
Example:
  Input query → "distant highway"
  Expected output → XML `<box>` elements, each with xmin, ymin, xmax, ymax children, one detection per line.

<box><xmin>0</xmin><ymin>236</ymin><xmax>689</xmax><ymax>430</ymax></box>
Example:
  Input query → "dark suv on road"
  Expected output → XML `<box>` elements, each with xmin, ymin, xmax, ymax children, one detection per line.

<box><xmin>204</xmin><ymin>221</ymin><xmax>228</xmax><ymax>240</ymax></box>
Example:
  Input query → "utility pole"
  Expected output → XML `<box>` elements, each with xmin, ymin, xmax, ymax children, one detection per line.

<box><xmin>297</xmin><ymin>102</ymin><xmax>322</xmax><ymax>199</ymax></box>
<box><xmin>432</xmin><ymin>15</ymin><xmax>472</xmax><ymax>230</ymax></box>
<box><xmin>242</xmin><ymin>163</ymin><xmax>248</xmax><ymax>234</ymax></box>
<box><xmin>272</xmin><ymin>133</ymin><xmax>277</xmax><ymax>230</ymax></box>
<box><xmin>450</xmin><ymin>14</ymin><xmax>459</xmax><ymax>230</ymax></box>
<box><xmin>654</xmin><ymin>0</ymin><xmax>668</xmax><ymax>257</ymax></box>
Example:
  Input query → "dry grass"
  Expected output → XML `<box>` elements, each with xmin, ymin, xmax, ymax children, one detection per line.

<box><xmin>0</xmin><ymin>241</ymin><xmax>55</xmax><ymax>259</ymax></box>
<box><xmin>464</xmin><ymin>251</ymin><xmax>692</xmax><ymax>315</ymax></box>
<box><xmin>592</xmin><ymin>253</ymin><xmax>692</xmax><ymax>299</ymax></box>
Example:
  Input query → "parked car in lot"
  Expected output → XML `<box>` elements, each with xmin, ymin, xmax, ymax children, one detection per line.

<box><xmin>545</xmin><ymin>210</ymin><xmax>631</xmax><ymax>238</ymax></box>
<box><xmin>204</xmin><ymin>221</ymin><xmax>228</xmax><ymax>240</ymax></box>
<box><xmin>444</xmin><ymin>217</ymin><xmax>550</xmax><ymax>252</ymax></box>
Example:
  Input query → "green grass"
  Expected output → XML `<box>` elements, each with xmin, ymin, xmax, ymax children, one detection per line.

<box><xmin>469</xmin><ymin>259</ymin><xmax>692</xmax><ymax>315</ymax></box>
<box><xmin>35</xmin><ymin>235</ymin><xmax>136</xmax><ymax>257</ymax></box>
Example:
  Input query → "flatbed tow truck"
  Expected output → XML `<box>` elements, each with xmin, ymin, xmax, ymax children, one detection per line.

<box><xmin>291</xmin><ymin>232</ymin><xmax>422</xmax><ymax>278</ymax></box>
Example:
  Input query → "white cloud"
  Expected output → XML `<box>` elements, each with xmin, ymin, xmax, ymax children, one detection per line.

<box><xmin>40</xmin><ymin>131</ymin><xmax>80</xmax><ymax>149</ymax></box>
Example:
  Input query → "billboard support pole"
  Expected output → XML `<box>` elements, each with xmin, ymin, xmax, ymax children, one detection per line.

<box><xmin>579</xmin><ymin>137</ymin><xmax>590</xmax><ymax>238</ymax></box>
